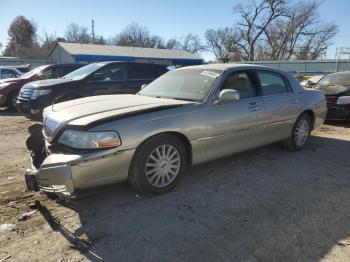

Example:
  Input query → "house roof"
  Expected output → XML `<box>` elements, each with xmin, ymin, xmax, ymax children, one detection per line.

<box><xmin>50</xmin><ymin>42</ymin><xmax>202</xmax><ymax>61</ymax></box>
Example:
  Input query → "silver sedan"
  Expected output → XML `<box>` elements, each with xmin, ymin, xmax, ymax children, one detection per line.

<box><xmin>25</xmin><ymin>64</ymin><xmax>327</xmax><ymax>196</ymax></box>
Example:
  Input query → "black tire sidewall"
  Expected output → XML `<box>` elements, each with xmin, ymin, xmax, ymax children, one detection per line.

<box><xmin>130</xmin><ymin>135</ymin><xmax>187</xmax><ymax>195</ymax></box>
<box><xmin>7</xmin><ymin>91</ymin><xmax>19</xmax><ymax>112</ymax></box>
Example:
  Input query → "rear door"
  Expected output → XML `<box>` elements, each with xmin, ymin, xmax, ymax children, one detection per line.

<box><xmin>205</xmin><ymin>70</ymin><xmax>266</xmax><ymax>160</ymax></box>
<box><xmin>127</xmin><ymin>63</ymin><xmax>165</xmax><ymax>93</ymax></box>
<box><xmin>256</xmin><ymin>70</ymin><xmax>301</xmax><ymax>144</ymax></box>
<box><xmin>85</xmin><ymin>63</ymin><xmax>128</xmax><ymax>95</ymax></box>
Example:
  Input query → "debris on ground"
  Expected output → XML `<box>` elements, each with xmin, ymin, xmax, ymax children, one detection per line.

<box><xmin>7</xmin><ymin>176</ymin><xmax>16</xmax><ymax>181</ymax></box>
<box><xmin>17</xmin><ymin>210</ymin><xmax>38</xmax><ymax>221</ymax></box>
<box><xmin>0</xmin><ymin>223</ymin><xmax>16</xmax><ymax>233</ymax></box>
<box><xmin>7</xmin><ymin>201</ymin><xmax>17</xmax><ymax>208</ymax></box>
<box><xmin>0</xmin><ymin>255</ymin><xmax>11</xmax><ymax>262</ymax></box>
<box><xmin>337</xmin><ymin>240</ymin><xmax>350</xmax><ymax>247</ymax></box>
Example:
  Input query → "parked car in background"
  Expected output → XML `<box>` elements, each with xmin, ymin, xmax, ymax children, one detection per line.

<box><xmin>300</xmin><ymin>75</ymin><xmax>324</xmax><ymax>88</ymax></box>
<box><xmin>24</xmin><ymin>64</ymin><xmax>327</xmax><ymax>196</ymax></box>
<box><xmin>17</xmin><ymin>61</ymin><xmax>168</xmax><ymax>120</ymax></box>
<box><xmin>0</xmin><ymin>67</ymin><xmax>23</xmax><ymax>79</ymax></box>
<box><xmin>0</xmin><ymin>64</ymin><xmax>82</xmax><ymax>112</ymax></box>
<box><xmin>315</xmin><ymin>71</ymin><xmax>350</xmax><ymax>120</ymax></box>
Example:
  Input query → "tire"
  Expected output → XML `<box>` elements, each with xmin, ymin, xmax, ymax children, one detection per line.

<box><xmin>6</xmin><ymin>91</ymin><xmax>19</xmax><ymax>112</ymax></box>
<box><xmin>283</xmin><ymin>113</ymin><xmax>311</xmax><ymax>151</ymax></box>
<box><xmin>129</xmin><ymin>134</ymin><xmax>187</xmax><ymax>196</ymax></box>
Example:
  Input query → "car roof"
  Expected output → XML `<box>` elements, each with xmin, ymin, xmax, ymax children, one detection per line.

<box><xmin>177</xmin><ymin>63</ymin><xmax>276</xmax><ymax>72</ymax></box>
<box><xmin>91</xmin><ymin>61</ymin><xmax>167</xmax><ymax>67</ymax></box>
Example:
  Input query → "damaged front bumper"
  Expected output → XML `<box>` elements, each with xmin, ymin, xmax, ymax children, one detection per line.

<box><xmin>24</xmin><ymin>126</ymin><xmax>135</xmax><ymax>196</ymax></box>
<box><xmin>25</xmin><ymin>149</ymin><xmax>136</xmax><ymax>196</ymax></box>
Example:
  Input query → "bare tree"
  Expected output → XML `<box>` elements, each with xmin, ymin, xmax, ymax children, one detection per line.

<box><xmin>65</xmin><ymin>23</ymin><xmax>91</xmax><ymax>43</ymax></box>
<box><xmin>234</xmin><ymin>0</ymin><xmax>286</xmax><ymax>60</ymax></box>
<box><xmin>262</xmin><ymin>0</ymin><xmax>338</xmax><ymax>60</ymax></box>
<box><xmin>205</xmin><ymin>27</ymin><xmax>242</xmax><ymax>61</ymax></box>
<box><xmin>169</xmin><ymin>34</ymin><xmax>205</xmax><ymax>54</ymax></box>
<box><xmin>111</xmin><ymin>23</ymin><xmax>164</xmax><ymax>48</ymax></box>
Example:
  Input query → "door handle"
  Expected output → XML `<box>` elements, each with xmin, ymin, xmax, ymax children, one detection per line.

<box><xmin>248</xmin><ymin>106</ymin><xmax>261</xmax><ymax>111</ymax></box>
<box><xmin>290</xmin><ymin>99</ymin><xmax>299</xmax><ymax>104</ymax></box>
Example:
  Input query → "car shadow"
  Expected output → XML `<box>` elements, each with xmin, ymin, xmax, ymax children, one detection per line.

<box><xmin>38</xmin><ymin>135</ymin><xmax>350</xmax><ymax>261</ymax></box>
<box><xmin>0</xmin><ymin>108</ymin><xmax>22</xmax><ymax>117</ymax></box>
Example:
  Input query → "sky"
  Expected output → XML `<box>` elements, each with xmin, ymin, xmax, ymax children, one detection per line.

<box><xmin>1</xmin><ymin>0</ymin><xmax>350</xmax><ymax>61</ymax></box>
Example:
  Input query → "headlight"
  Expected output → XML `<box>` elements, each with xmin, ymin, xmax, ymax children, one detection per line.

<box><xmin>58</xmin><ymin>130</ymin><xmax>121</xmax><ymax>149</ymax></box>
<box><xmin>31</xmin><ymin>89</ymin><xmax>51</xmax><ymax>99</ymax></box>
<box><xmin>0</xmin><ymin>83</ymin><xmax>11</xmax><ymax>91</ymax></box>
<box><xmin>337</xmin><ymin>96</ymin><xmax>350</xmax><ymax>105</ymax></box>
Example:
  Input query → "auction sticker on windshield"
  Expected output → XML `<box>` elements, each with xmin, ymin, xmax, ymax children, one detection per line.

<box><xmin>200</xmin><ymin>71</ymin><xmax>220</xmax><ymax>78</ymax></box>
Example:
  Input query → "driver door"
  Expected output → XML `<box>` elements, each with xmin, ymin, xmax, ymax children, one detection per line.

<box><xmin>205</xmin><ymin>71</ymin><xmax>265</xmax><ymax>161</ymax></box>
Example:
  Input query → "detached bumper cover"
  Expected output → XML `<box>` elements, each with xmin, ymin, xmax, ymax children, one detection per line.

<box><xmin>25</xmin><ymin>149</ymin><xmax>135</xmax><ymax>195</ymax></box>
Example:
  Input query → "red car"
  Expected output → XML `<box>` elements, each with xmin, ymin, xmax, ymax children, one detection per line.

<box><xmin>0</xmin><ymin>64</ymin><xmax>82</xmax><ymax>111</ymax></box>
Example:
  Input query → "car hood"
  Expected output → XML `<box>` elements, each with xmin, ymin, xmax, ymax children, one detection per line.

<box><xmin>25</xmin><ymin>78</ymin><xmax>75</xmax><ymax>89</ymax></box>
<box><xmin>0</xmin><ymin>78</ymin><xmax>26</xmax><ymax>84</ymax></box>
<box><xmin>316</xmin><ymin>84</ymin><xmax>350</xmax><ymax>95</ymax></box>
<box><xmin>44</xmin><ymin>94</ymin><xmax>194</xmax><ymax>139</ymax></box>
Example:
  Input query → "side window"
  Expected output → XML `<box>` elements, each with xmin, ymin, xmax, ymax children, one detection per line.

<box><xmin>257</xmin><ymin>71</ymin><xmax>291</xmax><ymax>96</ymax></box>
<box><xmin>221</xmin><ymin>72</ymin><xmax>256</xmax><ymax>99</ymax></box>
<box><xmin>95</xmin><ymin>64</ymin><xmax>127</xmax><ymax>81</ymax></box>
<box><xmin>63</xmin><ymin>66</ymin><xmax>79</xmax><ymax>76</ymax></box>
<box><xmin>41</xmin><ymin>68</ymin><xmax>54</xmax><ymax>79</ymax></box>
<box><xmin>51</xmin><ymin>68</ymin><xmax>65</xmax><ymax>78</ymax></box>
<box><xmin>1</xmin><ymin>69</ymin><xmax>18</xmax><ymax>78</ymax></box>
<box><xmin>128</xmin><ymin>63</ymin><xmax>152</xmax><ymax>80</ymax></box>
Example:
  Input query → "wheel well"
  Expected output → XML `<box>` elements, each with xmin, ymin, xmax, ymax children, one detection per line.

<box><xmin>300</xmin><ymin>110</ymin><xmax>315</xmax><ymax>130</ymax></box>
<box><xmin>139</xmin><ymin>132</ymin><xmax>192</xmax><ymax>166</ymax></box>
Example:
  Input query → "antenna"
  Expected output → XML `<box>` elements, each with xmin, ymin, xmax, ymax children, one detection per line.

<box><xmin>91</xmin><ymin>19</ymin><xmax>95</xmax><ymax>44</ymax></box>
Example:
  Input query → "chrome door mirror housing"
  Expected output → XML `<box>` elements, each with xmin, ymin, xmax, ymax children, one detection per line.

<box><xmin>215</xmin><ymin>89</ymin><xmax>240</xmax><ymax>104</ymax></box>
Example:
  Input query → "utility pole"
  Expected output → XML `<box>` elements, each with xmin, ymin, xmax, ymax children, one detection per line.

<box><xmin>91</xmin><ymin>19</ymin><xmax>95</xmax><ymax>44</ymax></box>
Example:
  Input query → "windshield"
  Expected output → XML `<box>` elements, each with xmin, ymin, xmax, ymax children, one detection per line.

<box><xmin>139</xmin><ymin>69</ymin><xmax>222</xmax><ymax>102</ymax></box>
<box><xmin>20</xmin><ymin>65</ymin><xmax>48</xmax><ymax>79</ymax></box>
<box><xmin>63</xmin><ymin>63</ymin><xmax>105</xmax><ymax>80</ymax></box>
<box><xmin>319</xmin><ymin>72</ymin><xmax>350</xmax><ymax>86</ymax></box>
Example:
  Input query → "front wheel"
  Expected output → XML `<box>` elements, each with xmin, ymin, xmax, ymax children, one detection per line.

<box><xmin>7</xmin><ymin>91</ymin><xmax>19</xmax><ymax>112</ymax></box>
<box><xmin>283</xmin><ymin>114</ymin><xmax>311</xmax><ymax>151</ymax></box>
<box><xmin>129</xmin><ymin>134</ymin><xmax>187</xmax><ymax>195</ymax></box>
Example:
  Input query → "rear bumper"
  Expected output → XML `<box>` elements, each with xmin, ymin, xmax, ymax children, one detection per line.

<box><xmin>326</xmin><ymin>105</ymin><xmax>350</xmax><ymax>120</ymax></box>
<box><xmin>25</xmin><ymin>149</ymin><xmax>135</xmax><ymax>195</ymax></box>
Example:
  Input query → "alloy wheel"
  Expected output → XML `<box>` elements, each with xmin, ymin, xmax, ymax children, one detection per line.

<box><xmin>145</xmin><ymin>144</ymin><xmax>181</xmax><ymax>188</ymax></box>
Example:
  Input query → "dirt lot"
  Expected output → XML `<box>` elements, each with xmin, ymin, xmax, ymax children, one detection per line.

<box><xmin>0</xmin><ymin>110</ymin><xmax>350</xmax><ymax>262</ymax></box>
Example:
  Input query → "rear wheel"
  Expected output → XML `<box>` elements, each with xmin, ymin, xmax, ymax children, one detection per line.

<box><xmin>7</xmin><ymin>91</ymin><xmax>19</xmax><ymax>112</ymax></box>
<box><xmin>283</xmin><ymin>113</ymin><xmax>311</xmax><ymax>151</ymax></box>
<box><xmin>129</xmin><ymin>134</ymin><xmax>187</xmax><ymax>195</ymax></box>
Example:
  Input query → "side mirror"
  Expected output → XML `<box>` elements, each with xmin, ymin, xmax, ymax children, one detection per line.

<box><xmin>92</xmin><ymin>72</ymin><xmax>104</xmax><ymax>81</ymax></box>
<box><xmin>215</xmin><ymin>89</ymin><xmax>240</xmax><ymax>104</ymax></box>
<box><xmin>141</xmin><ymin>84</ymin><xmax>147</xmax><ymax>89</ymax></box>
<box><xmin>33</xmin><ymin>74</ymin><xmax>44</xmax><ymax>80</ymax></box>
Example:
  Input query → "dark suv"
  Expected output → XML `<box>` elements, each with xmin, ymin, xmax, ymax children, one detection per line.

<box><xmin>0</xmin><ymin>64</ymin><xmax>82</xmax><ymax>111</ymax></box>
<box><xmin>16</xmin><ymin>61</ymin><xmax>168</xmax><ymax>120</ymax></box>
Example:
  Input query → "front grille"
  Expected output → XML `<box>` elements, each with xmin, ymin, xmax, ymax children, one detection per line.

<box><xmin>18</xmin><ymin>88</ymin><xmax>33</xmax><ymax>100</ymax></box>
<box><xmin>325</xmin><ymin>95</ymin><xmax>338</xmax><ymax>108</ymax></box>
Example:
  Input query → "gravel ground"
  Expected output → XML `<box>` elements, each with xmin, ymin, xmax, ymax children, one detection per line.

<box><xmin>0</xmin><ymin>110</ymin><xmax>350</xmax><ymax>262</ymax></box>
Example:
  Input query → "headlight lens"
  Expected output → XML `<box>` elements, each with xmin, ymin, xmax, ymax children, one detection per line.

<box><xmin>58</xmin><ymin>130</ymin><xmax>121</xmax><ymax>149</ymax></box>
<box><xmin>31</xmin><ymin>89</ymin><xmax>51</xmax><ymax>99</ymax></box>
<box><xmin>0</xmin><ymin>83</ymin><xmax>11</xmax><ymax>91</ymax></box>
<box><xmin>337</xmin><ymin>96</ymin><xmax>350</xmax><ymax>105</ymax></box>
